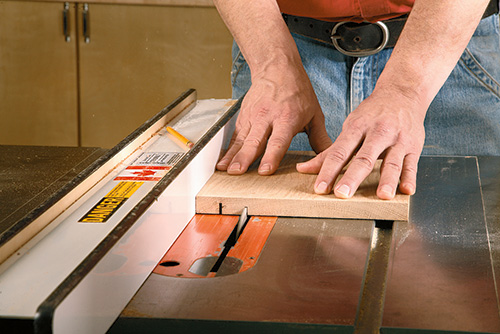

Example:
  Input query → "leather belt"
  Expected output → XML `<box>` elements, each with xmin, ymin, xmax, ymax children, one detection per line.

<box><xmin>283</xmin><ymin>0</ymin><xmax>499</xmax><ymax>57</ymax></box>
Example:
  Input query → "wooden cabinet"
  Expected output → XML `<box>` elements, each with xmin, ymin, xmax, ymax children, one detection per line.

<box><xmin>78</xmin><ymin>3</ymin><xmax>233</xmax><ymax>147</ymax></box>
<box><xmin>0</xmin><ymin>1</ymin><xmax>233</xmax><ymax>148</ymax></box>
<box><xmin>0</xmin><ymin>1</ymin><xmax>79</xmax><ymax>146</ymax></box>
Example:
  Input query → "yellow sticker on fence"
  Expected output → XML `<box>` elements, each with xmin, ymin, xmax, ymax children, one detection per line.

<box><xmin>79</xmin><ymin>181</ymin><xmax>143</xmax><ymax>223</ymax></box>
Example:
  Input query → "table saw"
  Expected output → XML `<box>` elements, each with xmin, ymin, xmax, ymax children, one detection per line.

<box><xmin>1</xmin><ymin>89</ymin><xmax>499</xmax><ymax>334</ymax></box>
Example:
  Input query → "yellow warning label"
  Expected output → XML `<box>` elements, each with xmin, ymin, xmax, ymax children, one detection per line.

<box><xmin>79</xmin><ymin>181</ymin><xmax>143</xmax><ymax>223</ymax></box>
<box><xmin>105</xmin><ymin>181</ymin><xmax>143</xmax><ymax>198</ymax></box>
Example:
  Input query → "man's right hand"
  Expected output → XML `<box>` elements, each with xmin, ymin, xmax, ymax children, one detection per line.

<box><xmin>216</xmin><ymin>63</ymin><xmax>332</xmax><ymax>176</ymax></box>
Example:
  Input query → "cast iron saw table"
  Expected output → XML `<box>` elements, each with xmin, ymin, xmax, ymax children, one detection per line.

<box><xmin>0</xmin><ymin>90</ymin><xmax>499</xmax><ymax>333</ymax></box>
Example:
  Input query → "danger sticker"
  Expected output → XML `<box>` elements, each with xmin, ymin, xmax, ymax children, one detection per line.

<box><xmin>133</xmin><ymin>152</ymin><xmax>182</xmax><ymax>166</ymax></box>
<box><xmin>114</xmin><ymin>166</ymin><xmax>170</xmax><ymax>181</ymax></box>
<box><xmin>79</xmin><ymin>181</ymin><xmax>143</xmax><ymax>223</ymax></box>
<box><xmin>114</xmin><ymin>152</ymin><xmax>183</xmax><ymax>181</ymax></box>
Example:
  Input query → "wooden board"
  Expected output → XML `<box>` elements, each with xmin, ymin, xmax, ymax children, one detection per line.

<box><xmin>196</xmin><ymin>153</ymin><xmax>410</xmax><ymax>221</ymax></box>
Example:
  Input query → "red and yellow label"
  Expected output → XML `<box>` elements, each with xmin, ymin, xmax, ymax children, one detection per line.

<box><xmin>79</xmin><ymin>181</ymin><xmax>143</xmax><ymax>223</ymax></box>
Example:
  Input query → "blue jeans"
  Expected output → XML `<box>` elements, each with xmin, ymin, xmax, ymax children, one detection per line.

<box><xmin>231</xmin><ymin>15</ymin><xmax>500</xmax><ymax>155</ymax></box>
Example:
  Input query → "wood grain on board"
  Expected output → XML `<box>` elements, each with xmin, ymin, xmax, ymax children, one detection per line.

<box><xmin>196</xmin><ymin>152</ymin><xmax>409</xmax><ymax>221</ymax></box>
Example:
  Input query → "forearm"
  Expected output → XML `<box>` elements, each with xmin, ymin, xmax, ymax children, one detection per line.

<box><xmin>213</xmin><ymin>0</ymin><xmax>302</xmax><ymax>79</ymax></box>
<box><xmin>376</xmin><ymin>0</ymin><xmax>490</xmax><ymax>116</ymax></box>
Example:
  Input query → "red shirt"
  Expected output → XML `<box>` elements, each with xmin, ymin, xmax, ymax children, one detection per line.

<box><xmin>277</xmin><ymin>0</ymin><xmax>414</xmax><ymax>22</ymax></box>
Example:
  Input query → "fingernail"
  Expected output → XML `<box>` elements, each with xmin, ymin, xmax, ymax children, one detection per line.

<box><xmin>402</xmin><ymin>183</ymin><xmax>415</xmax><ymax>195</ymax></box>
<box><xmin>315</xmin><ymin>181</ymin><xmax>329</xmax><ymax>194</ymax></box>
<box><xmin>296</xmin><ymin>162</ymin><xmax>307</xmax><ymax>173</ymax></box>
<box><xmin>335</xmin><ymin>184</ymin><xmax>351</xmax><ymax>198</ymax></box>
<box><xmin>228</xmin><ymin>162</ymin><xmax>241</xmax><ymax>172</ymax></box>
<box><xmin>216</xmin><ymin>161</ymin><xmax>228</xmax><ymax>169</ymax></box>
<box><xmin>380</xmin><ymin>185</ymin><xmax>395</xmax><ymax>198</ymax></box>
<box><xmin>259</xmin><ymin>163</ymin><xmax>271</xmax><ymax>173</ymax></box>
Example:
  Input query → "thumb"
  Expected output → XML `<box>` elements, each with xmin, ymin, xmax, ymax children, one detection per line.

<box><xmin>306</xmin><ymin>115</ymin><xmax>332</xmax><ymax>154</ymax></box>
<box><xmin>296</xmin><ymin>150</ymin><xmax>326</xmax><ymax>174</ymax></box>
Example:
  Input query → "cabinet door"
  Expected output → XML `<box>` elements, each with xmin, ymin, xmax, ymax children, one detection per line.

<box><xmin>0</xmin><ymin>1</ymin><xmax>79</xmax><ymax>146</ymax></box>
<box><xmin>78</xmin><ymin>4</ymin><xmax>233</xmax><ymax>148</ymax></box>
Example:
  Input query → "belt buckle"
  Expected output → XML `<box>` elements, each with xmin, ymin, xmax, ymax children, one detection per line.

<box><xmin>330</xmin><ymin>21</ymin><xmax>389</xmax><ymax>57</ymax></box>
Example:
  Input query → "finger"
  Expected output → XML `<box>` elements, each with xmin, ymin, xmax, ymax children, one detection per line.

<box><xmin>376</xmin><ymin>146</ymin><xmax>405</xmax><ymax>200</ymax></box>
<box><xmin>398</xmin><ymin>153</ymin><xmax>419</xmax><ymax>195</ymax></box>
<box><xmin>226</xmin><ymin>120</ymin><xmax>271</xmax><ymax>175</ymax></box>
<box><xmin>333</xmin><ymin>130</ymin><xmax>395</xmax><ymax>198</ymax></box>
<box><xmin>216</xmin><ymin>125</ymin><xmax>250</xmax><ymax>171</ymax></box>
<box><xmin>296</xmin><ymin>150</ymin><xmax>327</xmax><ymax>174</ymax></box>
<box><xmin>313</xmin><ymin>131</ymin><xmax>363</xmax><ymax>195</ymax></box>
<box><xmin>258</xmin><ymin>123</ymin><xmax>294</xmax><ymax>175</ymax></box>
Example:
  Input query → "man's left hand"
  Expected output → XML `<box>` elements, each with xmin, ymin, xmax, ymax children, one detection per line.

<box><xmin>296</xmin><ymin>88</ymin><xmax>426</xmax><ymax>200</ymax></box>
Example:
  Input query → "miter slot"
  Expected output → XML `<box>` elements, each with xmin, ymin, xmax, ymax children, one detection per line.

<box><xmin>354</xmin><ymin>219</ymin><xmax>394</xmax><ymax>333</ymax></box>
<box><xmin>210</xmin><ymin>207</ymin><xmax>250</xmax><ymax>275</ymax></box>
<box><xmin>374</xmin><ymin>219</ymin><xmax>393</xmax><ymax>229</ymax></box>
